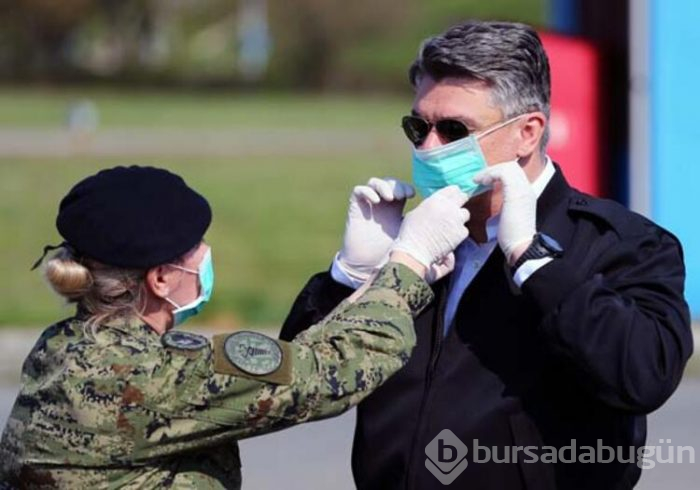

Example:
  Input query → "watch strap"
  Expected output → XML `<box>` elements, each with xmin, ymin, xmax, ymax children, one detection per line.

<box><xmin>512</xmin><ymin>233</ymin><xmax>556</xmax><ymax>271</ymax></box>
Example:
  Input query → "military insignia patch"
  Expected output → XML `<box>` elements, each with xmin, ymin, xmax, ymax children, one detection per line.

<box><xmin>223</xmin><ymin>331</ymin><xmax>283</xmax><ymax>376</ymax></box>
<box><xmin>162</xmin><ymin>330</ymin><xmax>209</xmax><ymax>351</ymax></box>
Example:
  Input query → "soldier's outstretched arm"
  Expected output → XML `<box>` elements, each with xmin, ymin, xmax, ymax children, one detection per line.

<box><xmin>125</xmin><ymin>184</ymin><xmax>471</xmax><ymax>460</ymax></box>
<box><xmin>124</xmin><ymin>262</ymin><xmax>432</xmax><ymax>460</ymax></box>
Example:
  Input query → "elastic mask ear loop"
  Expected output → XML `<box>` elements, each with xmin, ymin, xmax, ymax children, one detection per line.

<box><xmin>168</xmin><ymin>264</ymin><xmax>198</xmax><ymax>275</ymax></box>
<box><xmin>163</xmin><ymin>261</ymin><xmax>199</xmax><ymax>311</ymax></box>
<box><xmin>475</xmin><ymin>114</ymin><xmax>526</xmax><ymax>141</ymax></box>
<box><xmin>164</xmin><ymin>297</ymin><xmax>181</xmax><ymax>310</ymax></box>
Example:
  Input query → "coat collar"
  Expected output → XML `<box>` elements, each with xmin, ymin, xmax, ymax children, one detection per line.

<box><xmin>535</xmin><ymin>162</ymin><xmax>574</xmax><ymax>228</ymax></box>
<box><xmin>535</xmin><ymin>162</ymin><xmax>581</xmax><ymax>254</ymax></box>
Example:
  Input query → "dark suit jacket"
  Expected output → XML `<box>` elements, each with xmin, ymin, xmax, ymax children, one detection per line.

<box><xmin>279</xmin><ymin>166</ymin><xmax>693</xmax><ymax>490</ymax></box>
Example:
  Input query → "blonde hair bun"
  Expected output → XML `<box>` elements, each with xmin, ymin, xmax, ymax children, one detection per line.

<box><xmin>44</xmin><ymin>252</ymin><xmax>93</xmax><ymax>301</ymax></box>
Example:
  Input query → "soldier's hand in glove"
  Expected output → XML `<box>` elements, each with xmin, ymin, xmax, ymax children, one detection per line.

<box><xmin>390</xmin><ymin>186</ymin><xmax>470</xmax><ymax>278</ymax></box>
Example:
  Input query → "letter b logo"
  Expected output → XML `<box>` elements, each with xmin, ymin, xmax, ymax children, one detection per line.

<box><xmin>425</xmin><ymin>430</ymin><xmax>469</xmax><ymax>485</ymax></box>
<box><xmin>438</xmin><ymin>439</ymin><xmax>458</xmax><ymax>463</ymax></box>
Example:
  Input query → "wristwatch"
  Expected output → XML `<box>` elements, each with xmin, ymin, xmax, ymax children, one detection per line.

<box><xmin>512</xmin><ymin>232</ymin><xmax>564</xmax><ymax>271</ymax></box>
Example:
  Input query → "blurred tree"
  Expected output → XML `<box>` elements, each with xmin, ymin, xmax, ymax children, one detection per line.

<box><xmin>267</xmin><ymin>0</ymin><xmax>410</xmax><ymax>89</ymax></box>
<box><xmin>68</xmin><ymin>0</ymin><xmax>157</xmax><ymax>77</ymax></box>
<box><xmin>0</xmin><ymin>0</ymin><xmax>546</xmax><ymax>88</ymax></box>
<box><xmin>264</xmin><ymin>0</ymin><xmax>546</xmax><ymax>90</ymax></box>
<box><xmin>0</xmin><ymin>0</ymin><xmax>95</xmax><ymax>79</ymax></box>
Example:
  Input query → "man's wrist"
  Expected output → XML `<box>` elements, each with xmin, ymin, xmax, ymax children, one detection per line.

<box><xmin>508</xmin><ymin>239</ymin><xmax>533</xmax><ymax>266</ymax></box>
<box><xmin>511</xmin><ymin>232</ymin><xmax>564</xmax><ymax>270</ymax></box>
<box><xmin>331</xmin><ymin>254</ymin><xmax>370</xmax><ymax>289</ymax></box>
<box><xmin>513</xmin><ymin>256</ymin><xmax>553</xmax><ymax>287</ymax></box>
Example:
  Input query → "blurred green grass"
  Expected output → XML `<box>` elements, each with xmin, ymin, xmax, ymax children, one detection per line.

<box><xmin>0</xmin><ymin>88</ymin><xmax>421</xmax><ymax>327</ymax></box>
<box><xmin>0</xmin><ymin>88</ymin><xmax>410</xmax><ymax>129</ymax></box>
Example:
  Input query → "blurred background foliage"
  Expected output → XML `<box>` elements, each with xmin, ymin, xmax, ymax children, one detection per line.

<box><xmin>0</xmin><ymin>0</ymin><xmax>546</xmax><ymax>89</ymax></box>
<box><xmin>0</xmin><ymin>0</ymin><xmax>545</xmax><ymax>328</ymax></box>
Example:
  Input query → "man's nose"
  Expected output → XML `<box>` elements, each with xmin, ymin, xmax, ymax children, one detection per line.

<box><xmin>418</xmin><ymin>127</ymin><xmax>447</xmax><ymax>150</ymax></box>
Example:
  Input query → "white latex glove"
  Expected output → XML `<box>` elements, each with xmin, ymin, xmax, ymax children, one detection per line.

<box><xmin>473</xmin><ymin>160</ymin><xmax>536</xmax><ymax>264</ymax></box>
<box><xmin>391</xmin><ymin>186</ymin><xmax>470</xmax><ymax>268</ymax></box>
<box><xmin>336</xmin><ymin>177</ymin><xmax>416</xmax><ymax>282</ymax></box>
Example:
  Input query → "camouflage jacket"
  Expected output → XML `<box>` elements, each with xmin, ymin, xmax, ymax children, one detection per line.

<box><xmin>0</xmin><ymin>263</ymin><xmax>432</xmax><ymax>489</ymax></box>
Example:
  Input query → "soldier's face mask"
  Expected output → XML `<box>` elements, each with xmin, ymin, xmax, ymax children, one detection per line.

<box><xmin>165</xmin><ymin>248</ymin><xmax>214</xmax><ymax>326</ymax></box>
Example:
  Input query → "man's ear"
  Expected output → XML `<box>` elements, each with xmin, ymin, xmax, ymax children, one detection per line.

<box><xmin>145</xmin><ymin>265</ymin><xmax>171</xmax><ymax>299</ymax></box>
<box><xmin>516</xmin><ymin>112</ymin><xmax>547</xmax><ymax>157</ymax></box>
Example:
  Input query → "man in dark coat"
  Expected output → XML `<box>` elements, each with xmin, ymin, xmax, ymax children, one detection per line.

<box><xmin>280</xmin><ymin>20</ymin><xmax>693</xmax><ymax>490</ymax></box>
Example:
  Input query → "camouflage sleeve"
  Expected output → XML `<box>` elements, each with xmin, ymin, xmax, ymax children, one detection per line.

<box><xmin>128</xmin><ymin>262</ymin><xmax>432</xmax><ymax>458</ymax></box>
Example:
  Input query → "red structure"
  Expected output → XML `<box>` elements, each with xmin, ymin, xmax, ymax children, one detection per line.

<box><xmin>540</xmin><ymin>32</ymin><xmax>601</xmax><ymax>196</ymax></box>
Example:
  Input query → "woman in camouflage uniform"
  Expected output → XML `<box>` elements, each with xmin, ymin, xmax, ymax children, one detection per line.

<box><xmin>0</xmin><ymin>166</ymin><xmax>469</xmax><ymax>489</ymax></box>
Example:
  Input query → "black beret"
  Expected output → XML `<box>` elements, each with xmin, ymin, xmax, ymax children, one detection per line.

<box><xmin>55</xmin><ymin>166</ymin><xmax>211</xmax><ymax>269</ymax></box>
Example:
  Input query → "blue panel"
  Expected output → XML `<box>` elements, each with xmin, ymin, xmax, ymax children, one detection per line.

<box><xmin>650</xmin><ymin>0</ymin><xmax>700</xmax><ymax>316</ymax></box>
<box><xmin>549</xmin><ymin>0</ymin><xmax>581</xmax><ymax>34</ymax></box>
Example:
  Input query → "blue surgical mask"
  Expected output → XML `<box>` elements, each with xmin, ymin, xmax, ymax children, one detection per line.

<box><xmin>412</xmin><ymin>115</ymin><xmax>523</xmax><ymax>198</ymax></box>
<box><xmin>165</xmin><ymin>248</ymin><xmax>214</xmax><ymax>326</ymax></box>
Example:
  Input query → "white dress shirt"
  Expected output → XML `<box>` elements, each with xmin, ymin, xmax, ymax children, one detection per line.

<box><xmin>331</xmin><ymin>158</ymin><xmax>557</xmax><ymax>335</ymax></box>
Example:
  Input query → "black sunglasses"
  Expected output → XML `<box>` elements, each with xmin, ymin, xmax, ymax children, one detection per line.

<box><xmin>401</xmin><ymin>115</ymin><xmax>471</xmax><ymax>146</ymax></box>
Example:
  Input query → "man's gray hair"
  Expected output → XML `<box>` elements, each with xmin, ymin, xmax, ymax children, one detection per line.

<box><xmin>409</xmin><ymin>21</ymin><xmax>551</xmax><ymax>151</ymax></box>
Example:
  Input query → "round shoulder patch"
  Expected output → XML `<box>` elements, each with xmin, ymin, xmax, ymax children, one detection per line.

<box><xmin>162</xmin><ymin>330</ymin><xmax>209</xmax><ymax>351</ymax></box>
<box><xmin>224</xmin><ymin>331</ymin><xmax>283</xmax><ymax>376</ymax></box>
